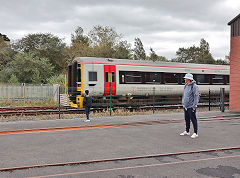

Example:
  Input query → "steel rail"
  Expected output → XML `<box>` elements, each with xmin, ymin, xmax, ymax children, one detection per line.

<box><xmin>28</xmin><ymin>154</ymin><xmax>240</xmax><ymax>178</ymax></box>
<box><xmin>0</xmin><ymin>104</ymin><xmax>230</xmax><ymax>117</ymax></box>
<box><xmin>0</xmin><ymin>146</ymin><xmax>239</xmax><ymax>172</ymax></box>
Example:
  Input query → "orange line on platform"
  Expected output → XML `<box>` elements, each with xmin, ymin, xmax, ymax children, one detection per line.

<box><xmin>0</xmin><ymin>124</ymin><xmax>122</xmax><ymax>135</ymax></box>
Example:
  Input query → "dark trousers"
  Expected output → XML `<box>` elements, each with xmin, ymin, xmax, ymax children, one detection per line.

<box><xmin>85</xmin><ymin>106</ymin><xmax>90</xmax><ymax>120</ymax></box>
<box><xmin>184</xmin><ymin>108</ymin><xmax>198</xmax><ymax>134</ymax></box>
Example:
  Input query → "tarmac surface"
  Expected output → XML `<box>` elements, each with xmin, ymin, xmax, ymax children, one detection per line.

<box><xmin>0</xmin><ymin>110</ymin><xmax>239</xmax><ymax>177</ymax></box>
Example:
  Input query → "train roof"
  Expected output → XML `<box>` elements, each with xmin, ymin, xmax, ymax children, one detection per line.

<box><xmin>71</xmin><ymin>57</ymin><xmax>229</xmax><ymax>70</ymax></box>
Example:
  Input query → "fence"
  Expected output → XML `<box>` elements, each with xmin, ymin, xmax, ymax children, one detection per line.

<box><xmin>0</xmin><ymin>84</ymin><xmax>60</xmax><ymax>102</ymax></box>
<box><xmin>66</xmin><ymin>87</ymin><xmax>229</xmax><ymax>116</ymax></box>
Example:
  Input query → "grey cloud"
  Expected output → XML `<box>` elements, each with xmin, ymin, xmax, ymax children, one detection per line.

<box><xmin>0</xmin><ymin>0</ymin><xmax>238</xmax><ymax>59</ymax></box>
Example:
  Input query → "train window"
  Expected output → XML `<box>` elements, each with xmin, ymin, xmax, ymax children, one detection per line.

<box><xmin>164</xmin><ymin>73</ymin><xmax>178</xmax><ymax>84</ymax></box>
<box><xmin>196</xmin><ymin>75</ymin><xmax>204</xmax><ymax>84</ymax></box>
<box><xmin>144</xmin><ymin>72</ymin><xmax>161</xmax><ymax>84</ymax></box>
<box><xmin>179</xmin><ymin>73</ymin><xmax>185</xmax><ymax>84</ymax></box>
<box><xmin>89</xmin><ymin>72</ymin><xmax>97</xmax><ymax>81</ymax></box>
<box><xmin>196</xmin><ymin>74</ymin><xmax>211</xmax><ymax>84</ymax></box>
<box><xmin>68</xmin><ymin>66</ymin><xmax>72</xmax><ymax>87</ymax></box>
<box><xmin>105</xmin><ymin>72</ymin><xmax>108</xmax><ymax>83</ymax></box>
<box><xmin>212</xmin><ymin>75</ymin><xmax>225</xmax><ymax>84</ymax></box>
<box><xmin>225</xmin><ymin>75</ymin><xmax>229</xmax><ymax>84</ymax></box>
<box><xmin>119</xmin><ymin>71</ymin><xmax>142</xmax><ymax>84</ymax></box>
<box><xmin>105</xmin><ymin>72</ymin><xmax>114</xmax><ymax>83</ymax></box>
<box><xmin>121</xmin><ymin>75</ymin><xmax>125</xmax><ymax>83</ymax></box>
<box><xmin>112</xmin><ymin>72</ymin><xmax>115</xmax><ymax>82</ymax></box>
<box><xmin>108</xmin><ymin>73</ymin><xmax>113</xmax><ymax>82</ymax></box>
<box><xmin>78</xmin><ymin>68</ymin><xmax>81</xmax><ymax>82</ymax></box>
<box><xmin>72</xmin><ymin>62</ymin><xmax>78</xmax><ymax>88</ymax></box>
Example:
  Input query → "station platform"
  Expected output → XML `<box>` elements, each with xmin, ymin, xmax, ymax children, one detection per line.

<box><xmin>0</xmin><ymin>110</ymin><xmax>239</xmax><ymax>176</ymax></box>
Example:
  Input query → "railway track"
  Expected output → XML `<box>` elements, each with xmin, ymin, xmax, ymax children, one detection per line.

<box><xmin>0</xmin><ymin>106</ymin><xmax>85</xmax><ymax>117</ymax></box>
<box><xmin>0</xmin><ymin>146</ymin><xmax>239</xmax><ymax>175</ymax></box>
<box><xmin>0</xmin><ymin>104</ymin><xmax>226</xmax><ymax>117</ymax></box>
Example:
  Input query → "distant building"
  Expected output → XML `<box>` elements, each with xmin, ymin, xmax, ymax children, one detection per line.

<box><xmin>0</xmin><ymin>33</ymin><xmax>10</xmax><ymax>45</ymax></box>
<box><xmin>228</xmin><ymin>13</ymin><xmax>240</xmax><ymax>111</ymax></box>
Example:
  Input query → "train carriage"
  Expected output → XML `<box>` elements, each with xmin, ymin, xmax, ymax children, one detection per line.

<box><xmin>68</xmin><ymin>57</ymin><xmax>229</xmax><ymax>108</ymax></box>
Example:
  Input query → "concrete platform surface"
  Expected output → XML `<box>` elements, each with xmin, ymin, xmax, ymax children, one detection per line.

<box><xmin>0</xmin><ymin>110</ymin><xmax>239</xmax><ymax>177</ymax></box>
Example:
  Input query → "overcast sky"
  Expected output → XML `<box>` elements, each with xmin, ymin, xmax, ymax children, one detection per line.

<box><xmin>1</xmin><ymin>0</ymin><xmax>239</xmax><ymax>59</ymax></box>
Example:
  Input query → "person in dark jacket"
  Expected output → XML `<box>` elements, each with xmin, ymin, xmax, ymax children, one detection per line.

<box><xmin>180</xmin><ymin>73</ymin><xmax>200</xmax><ymax>139</ymax></box>
<box><xmin>83</xmin><ymin>90</ymin><xmax>92</xmax><ymax>122</ymax></box>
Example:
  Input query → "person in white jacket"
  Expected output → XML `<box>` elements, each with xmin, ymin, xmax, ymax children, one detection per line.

<box><xmin>180</xmin><ymin>73</ymin><xmax>200</xmax><ymax>139</ymax></box>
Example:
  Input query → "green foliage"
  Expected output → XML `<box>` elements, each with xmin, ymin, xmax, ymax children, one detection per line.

<box><xmin>88</xmin><ymin>25</ymin><xmax>121</xmax><ymax>47</ymax></box>
<box><xmin>147</xmin><ymin>48</ymin><xmax>169</xmax><ymax>62</ymax></box>
<box><xmin>113</xmin><ymin>40</ymin><xmax>132</xmax><ymax>59</ymax></box>
<box><xmin>8</xmin><ymin>74</ymin><xmax>19</xmax><ymax>83</ymax></box>
<box><xmin>47</xmin><ymin>74</ymin><xmax>66</xmax><ymax>93</ymax></box>
<box><xmin>148</xmin><ymin>47</ymin><xmax>158</xmax><ymax>61</ymax></box>
<box><xmin>0</xmin><ymin>38</ymin><xmax>15</xmax><ymax>71</ymax></box>
<box><xmin>71</xmin><ymin>26</ymin><xmax>89</xmax><ymax>46</ymax></box>
<box><xmin>1</xmin><ymin>52</ymin><xmax>54</xmax><ymax>84</ymax></box>
<box><xmin>218</xmin><ymin>53</ymin><xmax>230</xmax><ymax>65</ymax></box>
<box><xmin>47</xmin><ymin>74</ymin><xmax>65</xmax><ymax>86</ymax></box>
<box><xmin>134</xmin><ymin>38</ymin><xmax>146</xmax><ymax>60</ymax></box>
<box><xmin>68</xmin><ymin>26</ymin><xmax>132</xmax><ymax>59</ymax></box>
<box><xmin>0</xmin><ymin>30</ymin><xmax>230</xmax><ymax>86</ymax></box>
<box><xmin>12</xmin><ymin>33</ymin><xmax>68</xmax><ymax>72</ymax></box>
<box><xmin>173</xmin><ymin>38</ymin><xmax>216</xmax><ymax>64</ymax></box>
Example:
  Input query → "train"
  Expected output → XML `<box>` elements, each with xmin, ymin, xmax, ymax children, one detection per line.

<box><xmin>68</xmin><ymin>57</ymin><xmax>229</xmax><ymax>108</ymax></box>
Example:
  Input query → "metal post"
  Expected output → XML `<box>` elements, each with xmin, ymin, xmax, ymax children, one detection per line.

<box><xmin>109</xmin><ymin>86</ymin><xmax>112</xmax><ymax>116</ymax></box>
<box><xmin>23</xmin><ymin>83</ymin><xmax>26</xmax><ymax>104</ymax></box>
<box><xmin>220</xmin><ymin>88</ymin><xmax>225</xmax><ymax>112</ymax></box>
<box><xmin>58</xmin><ymin>85</ymin><xmax>61</xmax><ymax>119</ymax></box>
<box><xmin>208</xmin><ymin>89</ymin><xmax>211</xmax><ymax>111</ymax></box>
<box><xmin>65</xmin><ymin>74</ymin><xmax>67</xmax><ymax>94</ymax></box>
<box><xmin>153</xmin><ymin>87</ymin><xmax>155</xmax><ymax>114</ymax></box>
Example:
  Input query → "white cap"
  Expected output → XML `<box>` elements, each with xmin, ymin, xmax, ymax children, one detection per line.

<box><xmin>183</xmin><ymin>73</ymin><xmax>193</xmax><ymax>80</ymax></box>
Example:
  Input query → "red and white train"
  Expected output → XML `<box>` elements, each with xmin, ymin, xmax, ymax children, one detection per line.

<box><xmin>68</xmin><ymin>57</ymin><xmax>229</xmax><ymax>108</ymax></box>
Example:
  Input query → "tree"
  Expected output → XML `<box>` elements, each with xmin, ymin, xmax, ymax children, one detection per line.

<box><xmin>71</xmin><ymin>26</ymin><xmax>89</xmax><ymax>46</ymax></box>
<box><xmin>198</xmin><ymin>38</ymin><xmax>215</xmax><ymax>64</ymax></box>
<box><xmin>67</xmin><ymin>27</ymin><xmax>92</xmax><ymax>61</ymax></box>
<box><xmin>88</xmin><ymin>25</ymin><xmax>128</xmax><ymax>58</ymax></box>
<box><xmin>0</xmin><ymin>38</ymin><xmax>15</xmax><ymax>71</ymax></box>
<box><xmin>1</xmin><ymin>52</ymin><xmax>54</xmax><ymax>84</ymax></box>
<box><xmin>149</xmin><ymin>47</ymin><xmax>158</xmax><ymax>62</ymax></box>
<box><xmin>133</xmin><ymin>38</ymin><xmax>146</xmax><ymax>60</ymax></box>
<box><xmin>88</xmin><ymin>25</ymin><xmax>121</xmax><ymax>47</ymax></box>
<box><xmin>12</xmin><ymin>33</ymin><xmax>68</xmax><ymax>72</ymax></box>
<box><xmin>173</xmin><ymin>38</ymin><xmax>215</xmax><ymax>64</ymax></box>
<box><xmin>69</xmin><ymin>25</ymin><xmax>132</xmax><ymax>59</ymax></box>
<box><xmin>47</xmin><ymin>74</ymin><xmax>66</xmax><ymax>92</ymax></box>
<box><xmin>8</xmin><ymin>74</ymin><xmax>19</xmax><ymax>83</ymax></box>
<box><xmin>113</xmin><ymin>40</ymin><xmax>132</xmax><ymax>59</ymax></box>
<box><xmin>215</xmin><ymin>53</ymin><xmax>230</xmax><ymax>65</ymax></box>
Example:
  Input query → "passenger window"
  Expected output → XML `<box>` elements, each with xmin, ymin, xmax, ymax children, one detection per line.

<box><xmin>108</xmin><ymin>73</ymin><xmax>112</xmax><ymax>82</ymax></box>
<box><xmin>77</xmin><ymin>68</ymin><xmax>81</xmax><ymax>82</ymax></box>
<box><xmin>89</xmin><ymin>72</ymin><xmax>97</xmax><ymax>81</ymax></box>
<box><xmin>112</xmin><ymin>72</ymin><xmax>115</xmax><ymax>82</ymax></box>
<box><xmin>225</xmin><ymin>75</ymin><xmax>229</xmax><ymax>84</ymax></box>
<box><xmin>105</xmin><ymin>72</ymin><xmax>108</xmax><ymax>83</ymax></box>
<box><xmin>164</xmin><ymin>73</ymin><xmax>178</xmax><ymax>84</ymax></box>
<box><xmin>212</xmin><ymin>75</ymin><xmax>225</xmax><ymax>84</ymax></box>
<box><xmin>196</xmin><ymin>74</ymin><xmax>211</xmax><ymax>84</ymax></box>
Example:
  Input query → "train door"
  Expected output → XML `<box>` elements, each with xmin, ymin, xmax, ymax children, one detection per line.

<box><xmin>104</xmin><ymin>65</ymin><xmax>116</xmax><ymax>95</ymax></box>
